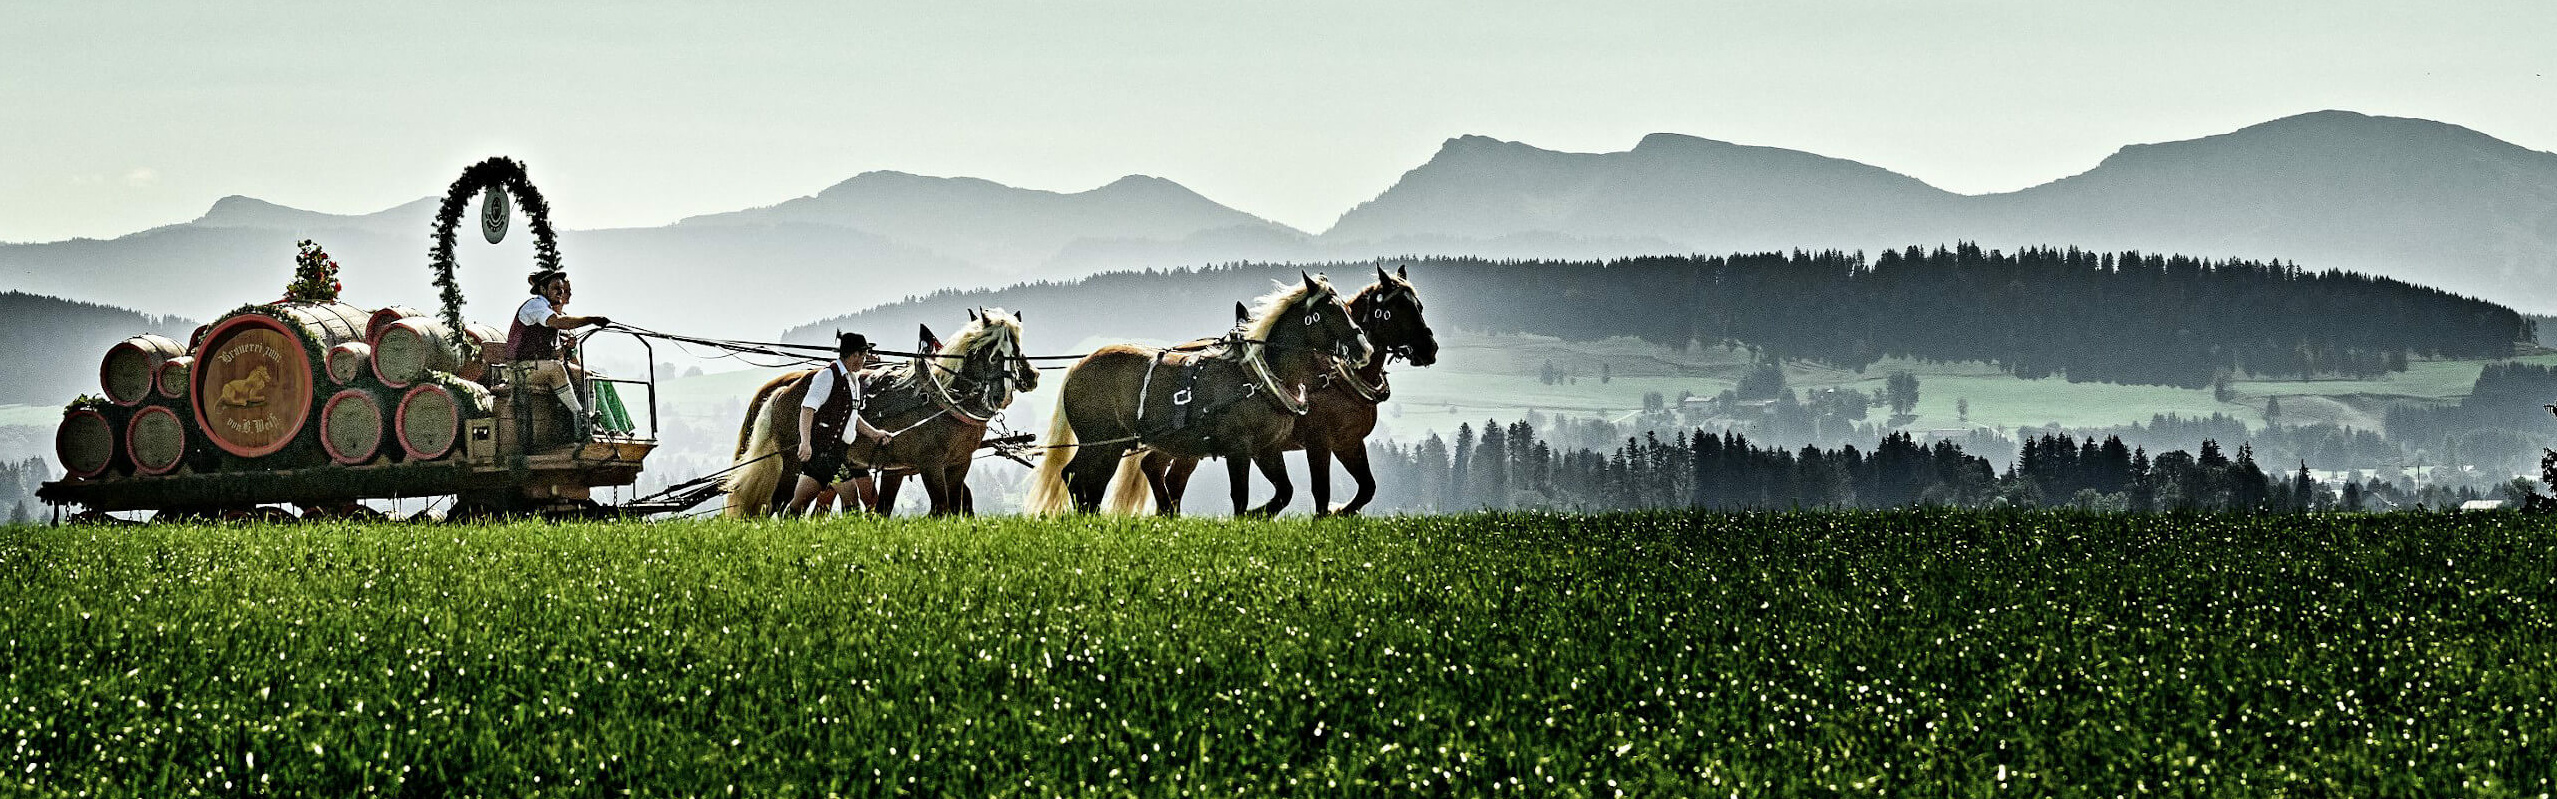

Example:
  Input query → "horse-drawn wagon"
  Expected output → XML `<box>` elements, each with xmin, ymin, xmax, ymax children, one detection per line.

<box><xmin>38</xmin><ymin>158</ymin><xmax>666</xmax><ymax>521</ymax></box>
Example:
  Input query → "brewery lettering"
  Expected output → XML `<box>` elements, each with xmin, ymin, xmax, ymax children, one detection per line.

<box><xmin>217</xmin><ymin>342</ymin><xmax>284</xmax><ymax>364</ymax></box>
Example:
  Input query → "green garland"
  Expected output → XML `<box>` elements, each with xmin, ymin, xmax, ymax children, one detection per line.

<box><xmin>428</xmin><ymin>157</ymin><xmax>562</xmax><ymax>361</ymax></box>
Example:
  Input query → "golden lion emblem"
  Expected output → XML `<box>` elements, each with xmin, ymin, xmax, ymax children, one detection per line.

<box><xmin>219</xmin><ymin>366</ymin><xmax>273</xmax><ymax>408</ymax></box>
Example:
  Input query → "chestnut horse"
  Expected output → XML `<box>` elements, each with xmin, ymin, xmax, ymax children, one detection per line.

<box><xmin>1025</xmin><ymin>273</ymin><xmax>1370</xmax><ymax>516</ymax></box>
<box><xmin>724</xmin><ymin>308</ymin><xmax>1037</xmax><ymax>516</ymax></box>
<box><xmin>1136</xmin><ymin>264</ymin><xmax>1440</xmax><ymax>516</ymax></box>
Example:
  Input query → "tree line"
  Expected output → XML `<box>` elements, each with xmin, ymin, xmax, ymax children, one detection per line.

<box><xmin>1354</xmin><ymin>421</ymin><xmax>2504</xmax><ymax>514</ymax></box>
<box><xmin>1441</xmin><ymin>245</ymin><xmax>2524</xmax><ymax>387</ymax></box>
<box><xmin>1</xmin><ymin>292</ymin><xmax>197</xmax><ymax>406</ymax></box>
<box><xmin>820</xmin><ymin>245</ymin><xmax>2527</xmax><ymax>390</ymax></box>
<box><xmin>0</xmin><ymin>457</ymin><xmax>46</xmax><ymax>525</ymax></box>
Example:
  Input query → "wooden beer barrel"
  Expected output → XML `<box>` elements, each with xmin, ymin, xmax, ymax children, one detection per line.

<box><xmin>366</xmin><ymin>305</ymin><xmax>425</xmax><ymax>342</ymax></box>
<box><xmin>126</xmin><ymin>405</ymin><xmax>188</xmax><ymax>475</ymax></box>
<box><xmin>395</xmin><ymin>378</ymin><xmax>491</xmax><ymax>460</ymax></box>
<box><xmin>100</xmin><ymin>334</ymin><xmax>185</xmax><ymax>406</ymax></box>
<box><xmin>56</xmin><ymin>409</ymin><xmax>118</xmax><ymax>479</ymax></box>
<box><xmin>327</xmin><ymin>342</ymin><xmax>373</xmax><ymax>385</ymax></box>
<box><xmin>372</xmin><ymin>318</ymin><xmax>460</xmax><ymax>389</ymax></box>
<box><xmin>190</xmin><ymin>302</ymin><xmax>370</xmax><ymax>459</ymax></box>
<box><xmin>458</xmin><ymin>322</ymin><xmax>505</xmax><ymax>382</ymax></box>
<box><xmin>319</xmin><ymin>389</ymin><xmax>387</xmax><ymax>465</ymax></box>
<box><xmin>154</xmin><ymin>356</ymin><xmax>195</xmax><ymax>400</ymax></box>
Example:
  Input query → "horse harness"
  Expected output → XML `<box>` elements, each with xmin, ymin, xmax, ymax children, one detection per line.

<box><xmin>1321</xmin><ymin>356</ymin><xmax>1391</xmax><ymax>403</ymax></box>
<box><xmin>1134</xmin><ymin>341</ymin><xmax>1310</xmax><ymax>435</ymax></box>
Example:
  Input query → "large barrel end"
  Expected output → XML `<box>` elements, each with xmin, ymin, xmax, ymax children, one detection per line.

<box><xmin>321</xmin><ymin>389</ymin><xmax>386</xmax><ymax>465</ymax></box>
<box><xmin>126</xmin><ymin>406</ymin><xmax>188</xmax><ymax>475</ymax></box>
<box><xmin>56</xmin><ymin>409</ymin><xmax>118</xmax><ymax>479</ymax></box>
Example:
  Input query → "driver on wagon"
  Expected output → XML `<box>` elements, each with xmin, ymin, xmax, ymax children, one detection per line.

<box><xmin>505</xmin><ymin>269</ymin><xmax>612</xmax><ymax>433</ymax></box>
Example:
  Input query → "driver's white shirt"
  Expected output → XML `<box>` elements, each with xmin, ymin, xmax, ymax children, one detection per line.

<box><xmin>801</xmin><ymin>361</ymin><xmax>867</xmax><ymax>445</ymax></box>
<box><xmin>517</xmin><ymin>296</ymin><xmax>559</xmax><ymax>327</ymax></box>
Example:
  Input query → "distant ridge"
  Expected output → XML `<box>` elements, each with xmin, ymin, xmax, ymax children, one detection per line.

<box><xmin>679</xmin><ymin>170</ymin><xmax>1303</xmax><ymax>273</ymax></box>
<box><xmin>1325</xmin><ymin>132</ymin><xmax>1962</xmax><ymax>249</ymax></box>
<box><xmin>1326</xmin><ymin>111</ymin><xmax>2557</xmax><ymax>311</ymax></box>
<box><xmin>5</xmin><ymin>109</ymin><xmax>2554</xmax><ymax>338</ymax></box>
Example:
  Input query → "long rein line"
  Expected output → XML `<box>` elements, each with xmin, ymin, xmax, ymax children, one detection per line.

<box><xmin>600</xmin><ymin>322</ymin><xmax>1310</xmax><ymax>369</ymax></box>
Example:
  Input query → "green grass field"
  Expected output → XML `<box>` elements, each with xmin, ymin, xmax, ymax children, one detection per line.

<box><xmin>4</xmin><ymin>512</ymin><xmax>2552</xmax><ymax>796</ymax></box>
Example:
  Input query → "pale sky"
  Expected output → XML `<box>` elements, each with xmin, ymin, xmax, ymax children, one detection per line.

<box><xmin>4</xmin><ymin>0</ymin><xmax>2551</xmax><ymax>243</ymax></box>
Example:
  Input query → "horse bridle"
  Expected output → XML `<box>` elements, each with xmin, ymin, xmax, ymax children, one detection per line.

<box><xmin>950</xmin><ymin>327</ymin><xmax>1034</xmax><ymax>417</ymax></box>
<box><xmin>1355</xmin><ymin>287</ymin><xmax>1427</xmax><ymax>364</ymax></box>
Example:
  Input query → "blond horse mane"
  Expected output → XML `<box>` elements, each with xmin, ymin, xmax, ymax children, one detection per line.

<box><xmin>927</xmin><ymin>309</ymin><xmax>1023</xmax><ymax>374</ymax></box>
<box><xmin>1237</xmin><ymin>275</ymin><xmax>1339</xmax><ymax>361</ymax></box>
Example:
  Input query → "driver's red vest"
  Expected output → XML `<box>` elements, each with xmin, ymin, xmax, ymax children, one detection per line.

<box><xmin>506</xmin><ymin>297</ymin><xmax>560</xmax><ymax>360</ymax></box>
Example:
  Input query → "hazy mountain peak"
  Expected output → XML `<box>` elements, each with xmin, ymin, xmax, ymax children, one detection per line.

<box><xmin>1630</xmin><ymin>132</ymin><xmax>1734</xmax><ymax>151</ymax></box>
<box><xmin>190</xmin><ymin>195</ymin><xmax>436</xmax><ymax>232</ymax></box>
<box><xmin>815</xmin><ymin>170</ymin><xmax>1009</xmax><ymax>199</ymax></box>
<box><xmin>2096</xmin><ymin>109</ymin><xmax>2538</xmax><ymax>170</ymax></box>
<box><xmin>1432</xmin><ymin>134</ymin><xmax>1553</xmax><ymax>158</ymax></box>
<box><xmin>1096</xmin><ymin>174</ymin><xmax>1182</xmax><ymax>192</ymax></box>
<box><xmin>194</xmin><ymin>195</ymin><xmax>303</xmax><ymax>226</ymax></box>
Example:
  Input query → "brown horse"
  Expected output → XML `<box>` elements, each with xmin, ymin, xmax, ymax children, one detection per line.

<box><xmin>724</xmin><ymin>309</ymin><xmax>1037</xmax><ymax>516</ymax></box>
<box><xmin>1137</xmin><ymin>264</ymin><xmax>1440</xmax><ymax>516</ymax></box>
<box><xmin>1025</xmin><ymin>273</ymin><xmax>1371</xmax><ymax>516</ymax></box>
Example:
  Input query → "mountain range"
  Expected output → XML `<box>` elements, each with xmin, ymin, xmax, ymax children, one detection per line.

<box><xmin>5</xmin><ymin>109</ymin><xmax>2553</xmax><ymax>341</ymax></box>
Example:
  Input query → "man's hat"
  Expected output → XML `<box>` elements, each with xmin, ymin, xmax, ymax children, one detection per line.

<box><xmin>527</xmin><ymin>269</ymin><xmax>568</xmax><ymax>292</ymax></box>
<box><xmin>836</xmin><ymin>331</ymin><xmax>873</xmax><ymax>356</ymax></box>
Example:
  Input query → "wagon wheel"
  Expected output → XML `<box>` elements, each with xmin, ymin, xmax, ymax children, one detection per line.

<box><xmin>148</xmin><ymin>507</ymin><xmax>236</xmax><ymax>524</ymax></box>
<box><xmin>540</xmin><ymin>497</ymin><xmax>610</xmax><ymax>521</ymax></box>
<box><xmin>296</xmin><ymin>502</ymin><xmax>385</xmax><ymax>521</ymax></box>
<box><xmin>65</xmin><ymin>509</ymin><xmax>141</xmax><ymax>526</ymax></box>
<box><xmin>446</xmin><ymin>489</ymin><xmax>534</xmax><ymax>523</ymax></box>
<box><xmin>221</xmin><ymin>506</ymin><xmax>300</xmax><ymax>524</ymax></box>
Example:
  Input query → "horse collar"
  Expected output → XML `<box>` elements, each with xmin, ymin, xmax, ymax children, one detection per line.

<box><xmin>1239</xmin><ymin>342</ymin><xmax>1310</xmax><ymax>416</ymax></box>
<box><xmin>914</xmin><ymin>356</ymin><xmax>995</xmax><ymax>426</ymax></box>
<box><xmin>1331</xmin><ymin>356</ymin><xmax>1391</xmax><ymax>403</ymax></box>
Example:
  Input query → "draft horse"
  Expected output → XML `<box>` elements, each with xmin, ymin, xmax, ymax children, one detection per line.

<box><xmin>724</xmin><ymin>308</ymin><xmax>1038</xmax><ymax>516</ymax></box>
<box><xmin>1138</xmin><ymin>264</ymin><xmax>1440</xmax><ymax>516</ymax></box>
<box><xmin>1025</xmin><ymin>273</ymin><xmax>1371</xmax><ymax>516</ymax></box>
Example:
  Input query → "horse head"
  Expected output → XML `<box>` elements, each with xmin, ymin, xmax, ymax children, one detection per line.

<box><xmin>982</xmin><ymin>307</ymin><xmax>1039</xmax><ymax>398</ymax></box>
<box><xmin>1352</xmin><ymin>264</ymin><xmax>1439</xmax><ymax>367</ymax></box>
<box><xmin>937</xmin><ymin>307</ymin><xmax>1036</xmax><ymax>413</ymax></box>
<box><xmin>1257</xmin><ymin>271</ymin><xmax>1371</xmax><ymax>369</ymax></box>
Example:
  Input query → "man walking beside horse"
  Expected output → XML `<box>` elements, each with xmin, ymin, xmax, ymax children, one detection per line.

<box><xmin>788</xmin><ymin>332</ymin><xmax>896</xmax><ymax>516</ymax></box>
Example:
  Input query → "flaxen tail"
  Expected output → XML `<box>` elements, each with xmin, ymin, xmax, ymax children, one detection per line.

<box><xmin>734</xmin><ymin>373</ymin><xmax>795</xmax><ymax>461</ymax></box>
<box><xmin>1024</xmin><ymin>399</ymin><xmax>1078</xmax><ymax>516</ymax></box>
<box><xmin>1102</xmin><ymin>451</ymin><xmax>1154</xmax><ymax>515</ymax></box>
<box><xmin>723</xmin><ymin>395</ymin><xmax>789</xmax><ymax>518</ymax></box>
